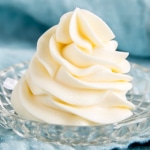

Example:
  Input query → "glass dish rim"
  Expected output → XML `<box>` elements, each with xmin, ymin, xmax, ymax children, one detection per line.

<box><xmin>0</xmin><ymin>61</ymin><xmax>150</xmax><ymax>146</ymax></box>
<box><xmin>0</xmin><ymin>61</ymin><xmax>149</xmax><ymax>127</ymax></box>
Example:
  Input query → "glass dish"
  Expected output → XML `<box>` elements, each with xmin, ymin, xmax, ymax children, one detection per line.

<box><xmin>0</xmin><ymin>62</ymin><xmax>150</xmax><ymax>146</ymax></box>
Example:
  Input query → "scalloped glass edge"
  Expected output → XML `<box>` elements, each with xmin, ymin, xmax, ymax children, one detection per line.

<box><xmin>0</xmin><ymin>62</ymin><xmax>150</xmax><ymax>146</ymax></box>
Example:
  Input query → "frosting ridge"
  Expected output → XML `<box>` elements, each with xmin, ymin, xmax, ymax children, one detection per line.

<box><xmin>11</xmin><ymin>8</ymin><xmax>135</xmax><ymax>125</ymax></box>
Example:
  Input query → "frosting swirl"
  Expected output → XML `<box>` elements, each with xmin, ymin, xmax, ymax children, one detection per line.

<box><xmin>11</xmin><ymin>8</ymin><xmax>135</xmax><ymax>125</ymax></box>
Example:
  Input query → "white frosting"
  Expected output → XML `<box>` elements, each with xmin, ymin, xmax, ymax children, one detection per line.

<box><xmin>11</xmin><ymin>8</ymin><xmax>135</xmax><ymax>125</ymax></box>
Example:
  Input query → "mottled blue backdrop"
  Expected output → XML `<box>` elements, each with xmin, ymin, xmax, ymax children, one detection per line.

<box><xmin>0</xmin><ymin>0</ymin><xmax>150</xmax><ymax>60</ymax></box>
<box><xmin>0</xmin><ymin>1</ymin><xmax>150</xmax><ymax>150</ymax></box>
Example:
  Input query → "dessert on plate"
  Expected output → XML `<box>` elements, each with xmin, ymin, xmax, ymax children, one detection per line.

<box><xmin>11</xmin><ymin>8</ymin><xmax>135</xmax><ymax>126</ymax></box>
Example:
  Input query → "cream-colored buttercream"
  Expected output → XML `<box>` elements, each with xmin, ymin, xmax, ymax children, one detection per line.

<box><xmin>11</xmin><ymin>8</ymin><xmax>135</xmax><ymax>125</ymax></box>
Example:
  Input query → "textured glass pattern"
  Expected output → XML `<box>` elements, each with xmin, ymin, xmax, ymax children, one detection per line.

<box><xmin>0</xmin><ymin>62</ymin><xmax>150</xmax><ymax>146</ymax></box>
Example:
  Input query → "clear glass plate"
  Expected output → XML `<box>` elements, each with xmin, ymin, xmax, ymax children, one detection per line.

<box><xmin>0</xmin><ymin>62</ymin><xmax>150</xmax><ymax>146</ymax></box>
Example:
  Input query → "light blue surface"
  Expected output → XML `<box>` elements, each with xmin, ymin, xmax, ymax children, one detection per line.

<box><xmin>0</xmin><ymin>1</ymin><xmax>150</xmax><ymax>149</ymax></box>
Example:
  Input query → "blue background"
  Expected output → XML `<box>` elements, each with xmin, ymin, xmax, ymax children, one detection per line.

<box><xmin>0</xmin><ymin>0</ymin><xmax>150</xmax><ymax>149</ymax></box>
